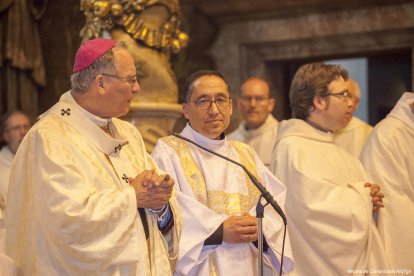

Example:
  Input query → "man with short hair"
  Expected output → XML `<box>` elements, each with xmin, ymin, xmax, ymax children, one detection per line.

<box><xmin>5</xmin><ymin>38</ymin><xmax>180</xmax><ymax>275</ymax></box>
<box><xmin>360</xmin><ymin>92</ymin><xmax>414</xmax><ymax>270</ymax></box>
<box><xmin>152</xmin><ymin>70</ymin><xmax>292</xmax><ymax>276</ymax></box>
<box><xmin>0</xmin><ymin>111</ymin><xmax>31</xmax><ymax>208</ymax></box>
<box><xmin>270</xmin><ymin>63</ymin><xmax>389</xmax><ymax>275</ymax></box>
<box><xmin>333</xmin><ymin>78</ymin><xmax>373</xmax><ymax>157</ymax></box>
<box><xmin>228</xmin><ymin>78</ymin><xmax>277</xmax><ymax>168</ymax></box>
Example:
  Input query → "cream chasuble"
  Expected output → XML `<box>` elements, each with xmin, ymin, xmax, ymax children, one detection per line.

<box><xmin>333</xmin><ymin>116</ymin><xmax>373</xmax><ymax>157</ymax></box>
<box><xmin>361</xmin><ymin>92</ymin><xmax>414</xmax><ymax>270</ymax></box>
<box><xmin>228</xmin><ymin>114</ymin><xmax>278</xmax><ymax>168</ymax></box>
<box><xmin>270</xmin><ymin>119</ymin><xmax>389</xmax><ymax>276</ymax></box>
<box><xmin>0</xmin><ymin>146</ymin><xmax>14</xmax><ymax>207</ymax></box>
<box><xmin>152</xmin><ymin>124</ymin><xmax>293</xmax><ymax>276</ymax></box>
<box><xmin>5</xmin><ymin>91</ymin><xmax>180</xmax><ymax>276</ymax></box>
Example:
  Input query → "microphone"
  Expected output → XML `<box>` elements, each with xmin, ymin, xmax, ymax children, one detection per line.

<box><xmin>170</xmin><ymin>132</ymin><xmax>287</xmax><ymax>225</ymax></box>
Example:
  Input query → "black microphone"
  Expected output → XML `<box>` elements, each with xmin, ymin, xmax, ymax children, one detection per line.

<box><xmin>170</xmin><ymin>132</ymin><xmax>287</xmax><ymax>225</ymax></box>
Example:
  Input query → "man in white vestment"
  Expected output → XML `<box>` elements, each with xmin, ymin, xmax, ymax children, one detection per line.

<box><xmin>0</xmin><ymin>110</ymin><xmax>31</xmax><ymax>210</ymax></box>
<box><xmin>333</xmin><ymin>79</ymin><xmax>373</xmax><ymax>157</ymax></box>
<box><xmin>5</xmin><ymin>38</ymin><xmax>180</xmax><ymax>275</ymax></box>
<box><xmin>152</xmin><ymin>70</ymin><xmax>293</xmax><ymax>276</ymax></box>
<box><xmin>270</xmin><ymin>63</ymin><xmax>389</xmax><ymax>275</ymax></box>
<box><xmin>0</xmin><ymin>111</ymin><xmax>31</xmax><ymax>275</ymax></box>
<box><xmin>228</xmin><ymin>78</ymin><xmax>278</xmax><ymax>168</ymax></box>
<box><xmin>360</xmin><ymin>92</ymin><xmax>414</xmax><ymax>270</ymax></box>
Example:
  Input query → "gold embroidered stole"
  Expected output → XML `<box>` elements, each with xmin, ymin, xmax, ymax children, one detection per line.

<box><xmin>162</xmin><ymin>137</ymin><xmax>262</xmax><ymax>274</ymax></box>
<box><xmin>162</xmin><ymin>136</ymin><xmax>262</xmax><ymax>213</ymax></box>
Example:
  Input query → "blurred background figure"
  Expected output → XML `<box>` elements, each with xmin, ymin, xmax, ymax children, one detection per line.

<box><xmin>0</xmin><ymin>110</ymin><xmax>31</xmax><ymax>210</ymax></box>
<box><xmin>228</xmin><ymin>77</ymin><xmax>277</xmax><ymax>168</ymax></box>
<box><xmin>360</xmin><ymin>92</ymin><xmax>414</xmax><ymax>270</ymax></box>
<box><xmin>333</xmin><ymin>78</ymin><xmax>373</xmax><ymax>157</ymax></box>
<box><xmin>0</xmin><ymin>111</ymin><xmax>31</xmax><ymax>276</ymax></box>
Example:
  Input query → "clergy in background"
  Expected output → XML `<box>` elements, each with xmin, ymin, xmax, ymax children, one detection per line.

<box><xmin>270</xmin><ymin>63</ymin><xmax>389</xmax><ymax>275</ymax></box>
<box><xmin>152</xmin><ymin>70</ymin><xmax>293</xmax><ymax>276</ymax></box>
<box><xmin>333</xmin><ymin>78</ymin><xmax>373</xmax><ymax>157</ymax></box>
<box><xmin>228</xmin><ymin>77</ymin><xmax>277</xmax><ymax>168</ymax></box>
<box><xmin>0</xmin><ymin>110</ymin><xmax>31</xmax><ymax>210</ymax></box>
<box><xmin>5</xmin><ymin>38</ymin><xmax>180</xmax><ymax>275</ymax></box>
<box><xmin>360</xmin><ymin>92</ymin><xmax>414</xmax><ymax>270</ymax></box>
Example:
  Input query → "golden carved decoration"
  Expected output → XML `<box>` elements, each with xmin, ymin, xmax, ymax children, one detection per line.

<box><xmin>80</xmin><ymin>0</ymin><xmax>188</xmax><ymax>53</ymax></box>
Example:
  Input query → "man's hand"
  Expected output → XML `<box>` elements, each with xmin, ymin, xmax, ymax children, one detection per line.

<box><xmin>129</xmin><ymin>170</ymin><xmax>174</xmax><ymax>209</ymax></box>
<box><xmin>364</xmin><ymin>182</ymin><xmax>385</xmax><ymax>211</ymax></box>
<box><xmin>223</xmin><ymin>214</ymin><xmax>258</xmax><ymax>244</ymax></box>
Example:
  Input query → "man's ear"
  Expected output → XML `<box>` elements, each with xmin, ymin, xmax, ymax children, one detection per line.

<box><xmin>94</xmin><ymin>75</ymin><xmax>105</xmax><ymax>94</ymax></box>
<box><xmin>268</xmin><ymin>97</ymin><xmax>275</xmax><ymax>112</ymax></box>
<box><xmin>313</xmin><ymin>95</ymin><xmax>327</xmax><ymax>111</ymax></box>
<box><xmin>183</xmin><ymin>103</ymin><xmax>190</xmax><ymax>120</ymax></box>
<box><xmin>237</xmin><ymin>97</ymin><xmax>242</xmax><ymax>110</ymax></box>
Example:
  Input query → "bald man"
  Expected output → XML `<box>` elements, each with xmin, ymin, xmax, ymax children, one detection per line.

<box><xmin>333</xmin><ymin>79</ymin><xmax>373</xmax><ymax>157</ymax></box>
<box><xmin>228</xmin><ymin>77</ymin><xmax>277</xmax><ymax>168</ymax></box>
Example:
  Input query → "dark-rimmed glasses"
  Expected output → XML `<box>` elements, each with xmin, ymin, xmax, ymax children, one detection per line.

<box><xmin>324</xmin><ymin>91</ymin><xmax>354</xmax><ymax>103</ymax></box>
<box><xmin>193</xmin><ymin>96</ymin><xmax>232</xmax><ymax>110</ymax></box>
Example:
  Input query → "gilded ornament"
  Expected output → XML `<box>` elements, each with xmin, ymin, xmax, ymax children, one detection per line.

<box><xmin>171</xmin><ymin>39</ymin><xmax>180</xmax><ymax>53</ymax></box>
<box><xmin>80</xmin><ymin>0</ymin><xmax>188</xmax><ymax>54</ymax></box>
<box><xmin>93</xmin><ymin>1</ymin><xmax>111</xmax><ymax>17</ymax></box>
<box><xmin>178</xmin><ymin>32</ymin><xmax>188</xmax><ymax>47</ymax></box>
<box><xmin>111</xmin><ymin>4</ymin><xmax>123</xmax><ymax>16</ymax></box>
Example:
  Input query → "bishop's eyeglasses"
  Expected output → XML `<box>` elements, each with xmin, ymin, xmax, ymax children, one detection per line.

<box><xmin>100</xmin><ymin>73</ymin><xmax>139</xmax><ymax>87</ymax></box>
<box><xmin>192</xmin><ymin>96</ymin><xmax>232</xmax><ymax>110</ymax></box>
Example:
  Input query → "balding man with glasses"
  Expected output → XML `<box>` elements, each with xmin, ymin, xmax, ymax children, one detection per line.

<box><xmin>333</xmin><ymin>79</ymin><xmax>373</xmax><ymax>157</ymax></box>
<box><xmin>228</xmin><ymin>78</ymin><xmax>277</xmax><ymax>168</ymax></box>
<box><xmin>0</xmin><ymin>110</ymin><xmax>31</xmax><ymax>210</ymax></box>
<box><xmin>270</xmin><ymin>62</ymin><xmax>389</xmax><ymax>275</ymax></box>
<box><xmin>152</xmin><ymin>70</ymin><xmax>293</xmax><ymax>276</ymax></box>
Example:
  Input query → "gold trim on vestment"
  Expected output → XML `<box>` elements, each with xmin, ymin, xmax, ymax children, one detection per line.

<box><xmin>161</xmin><ymin>137</ymin><xmax>262</xmax><ymax>275</ymax></box>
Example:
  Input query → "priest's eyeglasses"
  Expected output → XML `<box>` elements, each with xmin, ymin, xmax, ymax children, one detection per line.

<box><xmin>193</xmin><ymin>96</ymin><xmax>232</xmax><ymax>110</ymax></box>
<box><xmin>100</xmin><ymin>73</ymin><xmax>139</xmax><ymax>87</ymax></box>
<box><xmin>324</xmin><ymin>91</ymin><xmax>354</xmax><ymax>103</ymax></box>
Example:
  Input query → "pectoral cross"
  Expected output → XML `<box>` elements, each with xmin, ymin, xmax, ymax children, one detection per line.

<box><xmin>122</xmin><ymin>174</ymin><xmax>129</xmax><ymax>183</ymax></box>
<box><xmin>61</xmin><ymin>108</ymin><xmax>71</xmax><ymax>116</ymax></box>
<box><xmin>114</xmin><ymin>144</ymin><xmax>122</xmax><ymax>153</ymax></box>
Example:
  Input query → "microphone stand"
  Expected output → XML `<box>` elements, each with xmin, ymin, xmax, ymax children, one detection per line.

<box><xmin>171</xmin><ymin>132</ymin><xmax>287</xmax><ymax>276</ymax></box>
<box><xmin>256</xmin><ymin>196</ymin><xmax>265</xmax><ymax>276</ymax></box>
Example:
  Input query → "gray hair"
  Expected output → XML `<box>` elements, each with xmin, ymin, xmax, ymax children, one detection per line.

<box><xmin>70</xmin><ymin>41</ymin><xmax>128</xmax><ymax>93</ymax></box>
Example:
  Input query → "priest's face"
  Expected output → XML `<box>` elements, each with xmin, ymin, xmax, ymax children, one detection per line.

<box><xmin>323</xmin><ymin>76</ymin><xmax>354</xmax><ymax>131</ymax></box>
<box><xmin>99</xmin><ymin>48</ymin><xmax>140</xmax><ymax>118</ymax></box>
<box><xmin>3</xmin><ymin>112</ymin><xmax>31</xmax><ymax>154</ymax></box>
<box><xmin>183</xmin><ymin>75</ymin><xmax>233</xmax><ymax>139</ymax></box>
<box><xmin>238</xmin><ymin>78</ymin><xmax>275</xmax><ymax>129</ymax></box>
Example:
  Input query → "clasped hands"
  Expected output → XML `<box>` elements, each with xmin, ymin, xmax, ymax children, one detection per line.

<box><xmin>129</xmin><ymin>169</ymin><xmax>174</xmax><ymax>210</ymax></box>
<box><xmin>223</xmin><ymin>214</ymin><xmax>258</xmax><ymax>244</ymax></box>
<box><xmin>364</xmin><ymin>182</ymin><xmax>385</xmax><ymax>211</ymax></box>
